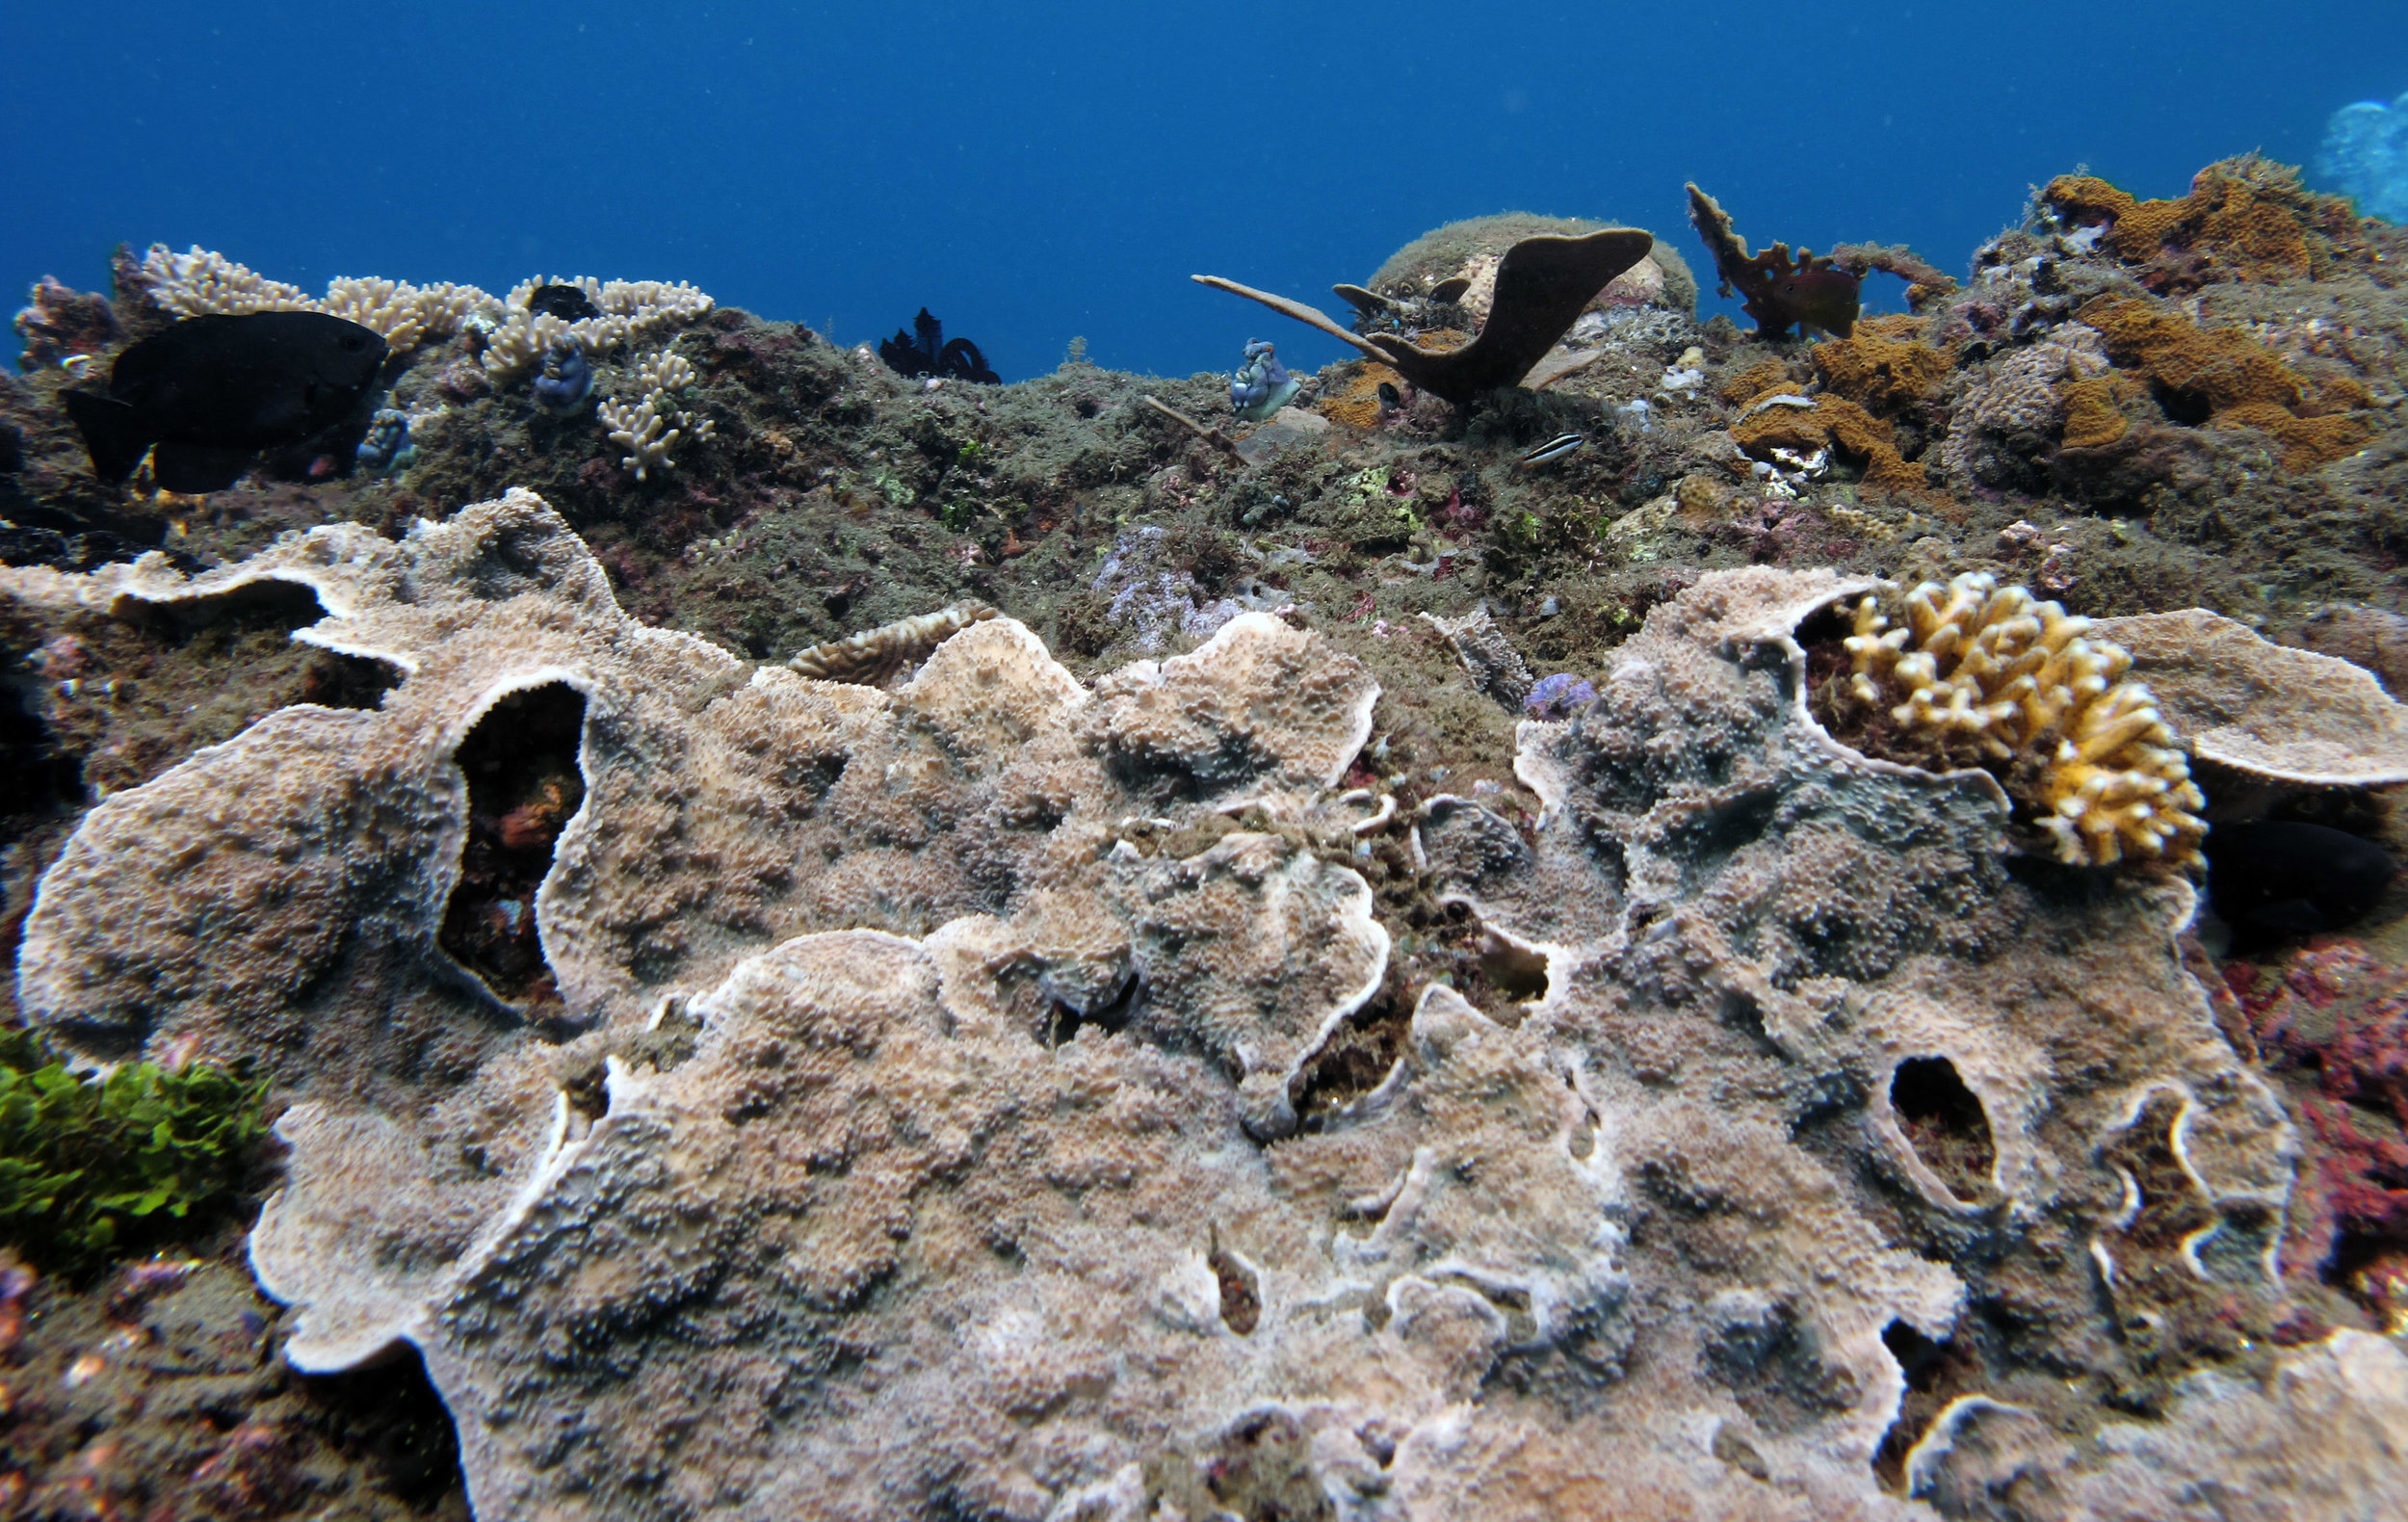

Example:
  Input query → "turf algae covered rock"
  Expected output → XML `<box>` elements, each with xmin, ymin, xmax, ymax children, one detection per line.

<box><xmin>15</xmin><ymin>511</ymin><xmax>2404</xmax><ymax>1518</ymax></box>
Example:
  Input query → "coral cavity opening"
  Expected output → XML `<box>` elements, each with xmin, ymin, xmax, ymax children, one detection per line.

<box><xmin>437</xmin><ymin>682</ymin><xmax>588</xmax><ymax>1010</ymax></box>
<box><xmin>1890</xmin><ymin>1057</ymin><xmax>1997</xmax><ymax>1201</ymax></box>
<box><xmin>293</xmin><ymin>1343</ymin><xmax>465</xmax><ymax>1509</ymax></box>
<box><xmin>1208</xmin><ymin>1234</ymin><xmax>1262</xmax><ymax>1335</ymax></box>
<box><xmin>1871</xmin><ymin>1319</ymin><xmax>1981</xmax><ymax>1491</ymax></box>
<box><xmin>1479</xmin><ymin>932</ymin><xmax>1550</xmax><ymax>1003</ymax></box>
<box><xmin>127</xmin><ymin>578</ymin><xmax>403</xmax><ymax>711</ymax></box>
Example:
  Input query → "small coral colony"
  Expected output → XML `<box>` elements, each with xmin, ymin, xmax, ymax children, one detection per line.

<box><xmin>1</xmin><ymin>144</ymin><xmax>2407</xmax><ymax>1521</ymax></box>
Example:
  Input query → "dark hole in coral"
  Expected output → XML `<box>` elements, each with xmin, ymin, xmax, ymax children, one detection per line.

<box><xmin>1719</xmin><ymin>986</ymin><xmax>1779</xmax><ymax>1054</ymax></box>
<box><xmin>1041</xmin><ymin>963</ymin><xmax>1139</xmax><ymax>1048</ymax></box>
<box><xmin>437</xmin><ymin>682</ymin><xmax>588</xmax><ymax>1010</ymax></box>
<box><xmin>1891</xmin><ymin>1056</ymin><xmax>1997</xmax><ymax>1201</ymax></box>
<box><xmin>122</xmin><ymin>576</ymin><xmax>327</xmax><ymax>643</ymax></box>
<box><xmin>1479</xmin><ymin>932</ymin><xmax>1549</xmax><ymax>1003</ymax></box>
<box><xmin>1683</xmin><ymin>787</ymin><xmax>1783</xmax><ymax>861</ymax></box>
<box><xmin>1288</xmin><ymin>980</ymin><xmax>1412</xmax><ymax>1132</ymax></box>
<box><xmin>2328</xmin><ymin>1227</ymin><xmax>2408</xmax><ymax>1319</ymax></box>
<box><xmin>1209</xmin><ymin>1236</ymin><xmax>1261</xmax><ymax>1336</ymax></box>
<box><xmin>2097</xmin><ymin>1090</ymin><xmax>2209</xmax><ymax>1254</ymax></box>
<box><xmin>1871</xmin><ymin>1319</ymin><xmax>1983</xmax><ymax>1491</ymax></box>
<box><xmin>120</xmin><ymin>579</ymin><xmax>400</xmax><ymax>712</ymax></box>
<box><xmin>2149</xmin><ymin>379</ymin><xmax>2215</xmax><ymax>427</ymax></box>
<box><xmin>293</xmin><ymin>1343</ymin><xmax>465</xmax><ymax>1509</ymax></box>
<box><xmin>296</xmin><ymin>648</ymin><xmax>402</xmax><ymax>711</ymax></box>
<box><xmin>562</xmin><ymin>1061</ymin><xmax>611</xmax><ymax>1124</ymax></box>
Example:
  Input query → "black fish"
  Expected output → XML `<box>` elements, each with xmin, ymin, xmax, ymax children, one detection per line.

<box><xmin>877</xmin><ymin>307</ymin><xmax>1001</xmax><ymax>383</ymax></box>
<box><xmin>2206</xmin><ymin>821</ymin><xmax>2397</xmax><ymax>936</ymax></box>
<box><xmin>524</xmin><ymin>283</ymin><xmax>602</xmax><ymax>322</ymax></box>
<box><xmin>63</xmin><ymin>312</ymin><xmax>388</xmax><ymax>493</ymax></box>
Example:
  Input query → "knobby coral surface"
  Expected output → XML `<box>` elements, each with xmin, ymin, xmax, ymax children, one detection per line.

<box><xmin>14</xmin><ymin>508</ymin><xmax>2403</xmax><ymax>1520</ymax></box>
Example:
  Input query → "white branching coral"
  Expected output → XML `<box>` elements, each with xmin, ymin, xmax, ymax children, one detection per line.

<box><xmin>629</xmin><ymin>348</ymin><xmax>697</xmax><ymax>395</ymax></box>
<box><xmin>479</xmin><ymin>276</ymin><xmax>716</xmax><ymax>380</ymax></box>
<box><xmin>138</xmin><ymin>246</ymin><xmax>501</xmax><ymax>349</ymax></box>
<box><xmin>1843</xmin><ymin>572</ymin><xmax>2206</xmax><ymax>867</ymax></box>
<box><xmin>137</xmin><ymin>246</ymin><xmax>310</xmax><ymax>315</ymax></box>
<box><xmin>131</xmin><ymin>246</ymin><xmax>713</xmax><ymax>370</ymax></box>
<box><xmin>598</xmin><ymin>391</ymin><xmax>713</xmax><ymax>481</ymax></box>
<box><xmin>595</xmin><ymin>345</ymin><xmax>714</xmax><ymax>479</ymax></box>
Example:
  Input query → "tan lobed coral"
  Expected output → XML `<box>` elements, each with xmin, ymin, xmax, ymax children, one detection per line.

<box><xmin>1840</xmin><ymin>573</ymin><xmax>2207</xmax><ymax>866</ymax></box>
<box><xmin>13</xmin><ymin>515</ymin><xmax>2403</xmax><ymax>1519</ymax></box>
<box><xmin>2096</xmin><ymin>608</ymin><xmax>2408</xmax><ymax>787</ymax></box>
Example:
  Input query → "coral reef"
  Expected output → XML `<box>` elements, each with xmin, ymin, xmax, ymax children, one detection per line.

<box><xmin>12</xmin><ymin>276</ymin><xmax>119</xmax><ymax>368</ymax></box>
<box><xmin>4</xmin><ymin>149</ymin><xmax>2408</xmax><ymax>1517</ymax></box>
<box><xmin>137</xmin><ymin>247</ymin><xmax>489</xmax><ymax>353</ymax></box>
<box><xmin>2232</xmin><ymin>940</ymin><xmax>2408</xmax><ymax>1325</ymax></box>
<box><xmin>1831</xmin><ymin>572</ymin><xmax>2207</xmax><ymax>865</ymax></box>
<box><xmin>13</xmin><ymin>511</ymin><xmax>2395</xmax><ymax>1515</ymax></box>
<box><xmin>2042</xmin><ymin>157</ymin><xmax>2375</xmax><ymax>288</ymax></box>
<box><xmin>1361</xmin><ymin>211</ymin><xmax>1699</xmax><ymax>319</ymax></box>
<box><xmin>2078</xmin><ymin>298</ymin><xmax>2373</xmax><ymax>470</ymax></box>
<box><xmin>2097</xmin><ymin>608</ymin><xmax>2408</xmax><ymax>786</ymax></box>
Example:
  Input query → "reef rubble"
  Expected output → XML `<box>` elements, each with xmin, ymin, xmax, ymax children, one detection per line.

<box><xmin>0</xmin><ymin>151</ymin><xmax>2405</xmax><ymax>1519</ymax></box>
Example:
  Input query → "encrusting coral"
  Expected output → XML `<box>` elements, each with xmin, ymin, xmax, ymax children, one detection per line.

<box><xmin>2078</xmin><ymin>297</ymin><xmax>2374</xmax><ymax>469</ymax></box>
<box><xmin>1836</xmin><ymin>572</ymin><xmax>2208</xmax><ymax>867</ymax></box>
<box><xmin>2096</xmin><ymin>608</ymin><xmax>2408</xmax><ymax>787</ymax></box>
<box><xmin>12</xmin><ymin>506</ymin><xmax>2399</xmax><ymax>1518</ymax></box>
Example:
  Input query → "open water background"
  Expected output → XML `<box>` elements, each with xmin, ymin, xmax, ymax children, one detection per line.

<box><xmin>5</xmin><ymin>2</ymin><xmax>2405</xmax><ymax>380</ymax></box>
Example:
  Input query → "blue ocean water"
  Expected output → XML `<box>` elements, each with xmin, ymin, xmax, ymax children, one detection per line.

<box><xmin>4</xmin><ymin>2</ymin><xmax>2403</xmax><ymax>381</ymax></box>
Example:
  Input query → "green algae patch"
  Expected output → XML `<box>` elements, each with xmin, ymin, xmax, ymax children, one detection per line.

<box><xmin>0</xmin><ymin>1027</ymin><xmax>267</xmax><ymax>1275</ymax></box>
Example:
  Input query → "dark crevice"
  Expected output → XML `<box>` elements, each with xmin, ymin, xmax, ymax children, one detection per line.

<box><xmin>1479</xmin><ymin>933</ymin><xmax>1549</xmax><ymax>1003</ymax></box>
<box><xmin>119</xmin><ymin>577</ymin><xmax>328</xmax><ymax>643</ymax></box>
<box><xmin>1871</xmin><ymin>1319</ymin><xmax>1984</xmax><ymax>1492</ymax></box>
<box><xmin>1208</xmin><ymin>1233</ymin><xmax>1261</xmax><ymax>1336</ymax></box>
<box><xmin>437</xmin><ymin>683</ymin><xmax>588</xmax><ymax>1010</ymax></box>
<box><xmin>1040</xmin><ymin>961</ymin><xmax>1139</xmax><ymax>1048</ymax></box>
<box><xmin>1288</xmin><ymin>981</ymin><xmax>1412</xmax><ymax>1132</ymax></box>
<box><xmin>1891</xmin><ymin>1056</ymin><xmax>1997</xmax><ymax>1201</ymax></box>
<box><xmin>292</xmin><ymin>1343</ymin><xmax>465</xmax><ymax>1509</ymax></box>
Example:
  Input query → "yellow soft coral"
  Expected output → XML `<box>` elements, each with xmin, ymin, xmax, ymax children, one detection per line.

<box><xmin>1844</xmin><ymin>573</ymin><xmax>2205</xmax><ymax>867</ymax></box>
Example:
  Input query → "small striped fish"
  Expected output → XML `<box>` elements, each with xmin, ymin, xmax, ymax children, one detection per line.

<box><xmin>1517</xmin><ymin>433</ymin><xmax>1584</xmax><ymax>467</ymax></box>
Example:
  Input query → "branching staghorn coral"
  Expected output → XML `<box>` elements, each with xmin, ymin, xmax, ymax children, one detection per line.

<box><xmin>480</xmin><ymin>276</ymin><xmax>714</xmax><ymax>380</ymax></box>
<box><xmin>138</xmin><ymin>246</ymin><xmax>495</xmax><ymax>351</ymax></box>
<box><xmin>1840</xmin><ymin>572</ymin><xmax>2206</xmax><ymax>867</ymax></box>
<box><xmin>598</xmin><ymin>390</ymin><xmax>713</xmax><ymax>481</ymax></box>
<box><xmin>595</xmin><ymin>345</ymin><xmax>715</xmax><ymax>479</ymax></box>
<box><xmin>129</xmin><ymin>246</ymin><xmax>713</xmax><ymax>374</ymax></box>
